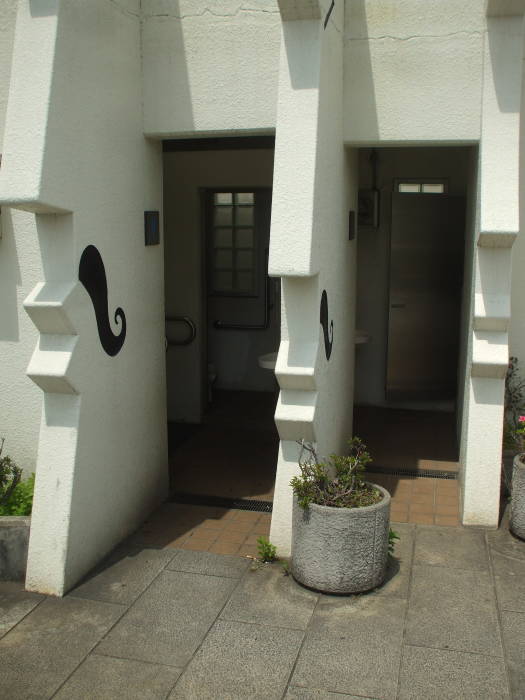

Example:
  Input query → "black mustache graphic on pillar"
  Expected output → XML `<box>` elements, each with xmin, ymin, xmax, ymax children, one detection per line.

<box><xmin>79</xmin><ymin>245</ymin><xmax>126</xmax><ymax>357</ymax></box>
<box><xmin>320</xmin><ymin>289</ymin><xmax>333</xmax><ymax>361</ymax></box>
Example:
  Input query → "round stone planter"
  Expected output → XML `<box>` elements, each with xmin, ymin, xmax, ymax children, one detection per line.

<box><xmin>510</xmin><ymin>455</ymin><xmax>525</xmax><ymax>540</ymax></box>
<box><xmin>291</xmin><ymin>485</ymin><xmax>391</xmax><ymax>594</ymax></box>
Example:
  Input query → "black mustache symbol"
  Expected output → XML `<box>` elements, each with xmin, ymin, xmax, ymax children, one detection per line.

<box><xmin>79</xmin><ymin>245</ymin><xmax>126</xmax><ymax>357</ymax></box>
<box><xmin>320</xmin><ymin>289</ymin><xmax>333</xmax><ymax>361</ymax></box>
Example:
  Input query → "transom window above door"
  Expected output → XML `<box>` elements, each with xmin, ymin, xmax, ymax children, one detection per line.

<box><xmin>210</xmin><ymin>192</ymin><xmax>256</xmax><ymax>296</ymax></box>
<box><xmin>395</xmin><ymin>179</ymin><xmax>448</xmax><ymax>194</ymax></box>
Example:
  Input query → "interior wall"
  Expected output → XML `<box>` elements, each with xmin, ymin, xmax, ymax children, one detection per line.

<box><xmin>163</xmin><ymin>148</ymin><xmax>276</xmax><ymax>423</ymax></box>
<box><xmin>355</xmin><ymin>146</ymin><xmax>472</xmax><ymax>409</ymax></box>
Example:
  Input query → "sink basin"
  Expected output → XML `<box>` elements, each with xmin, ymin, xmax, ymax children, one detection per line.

<box><xmin>258</xmin><ymin>352</ymin><xmax>277</xmax><ymax>370</ymax></box>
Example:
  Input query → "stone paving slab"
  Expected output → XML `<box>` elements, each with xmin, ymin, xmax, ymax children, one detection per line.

<box><xmin>166</xmin><ymin>549</ymin><xmax>251</xmax><ymax>578</ymax></box>
<box><xmin>491</xmin><ymin>550</ymin><xmax>525</xmax><ymax>613</ymax></box>
<box><xmin>53</xmin><ymin>653</ymin><xmax>182</xmax><ymax>700</ymax></box>
<box><xmin>286</xmin><ymin>690</ymin><xmax>378</xmax><ymax>699</ymax></box>
<box><xmin>500</xmin><ymin>611</ymin><xmax>525</xmax><ymax>699</ymax></box>
<box><xmin>0</xmin><ymin>581</ymin><xmax>43</xmax><ymax>639</ymax></box>
<box><xmin>169</xmin><ymin>619</ymin><xmax>304</xmax><ymax>699</ymax></box>
<box><xmin>71</xmin><ymin>547</ymin><xmax>177</xmax><ymax>606</ymax></box>
<box><xmin>96</xmin><ymin>569</ymin><xmax>237</xmax><ymax>667</ymax></box>
<box><xmin>379</xmin><ymin>522</ymin><xmax>414</xmax><ymax>598</ymax></box>
<box><xmin>406</xmin><ymin>564</ymin><xmax>503</xmax><ymax>657</ymax></box>
<box><xmin>0</xmin><ymin>596</ymin><xmax>125</xmax><ymax>699</ymax></box>
<box><xmin>413</xmin><ymin>525</ymin><xmax>488</xmax><ymax>570</ymax></box>
<box><xmin>220</xmin><ymin>563</ymin><xmax>318</xmax><ymax>630</ymax></box>
<box><xmin>398</xmin><ymin>645</ymin><xmax>510</xmax><ymax>699</ymax></box>
<box><xmin>291</xmin><ymin>596</ymin><xmax>406</xmax><ymax>699</ymax></box>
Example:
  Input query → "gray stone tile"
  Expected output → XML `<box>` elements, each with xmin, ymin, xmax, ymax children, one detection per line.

<box><xmin>166</xmin><ymin>549</ymin><xmax>250</xmax><ymax>579</ymax></box>
<box><xmin>380</xmin><ymin>523</ymin><xmax>414</xmax><ymax>598</ymax></box>
<box><xmin>0</xmin><ymin>596</ymin><xmax>125</xmax><ymax>699</ymax></box>
<box><xmin>169</xmin><ymin>619</ymin><xmax>303</xmax><ymax>699</ymax></box>
<box><xmin>414</xmin><ymin>526</ymin><xmax>488</xmax><ymax>570</ymax></box>
<box><xmin>0</xmin><ymin>581</ymin><xmax>44</xmax><ymax>639</ymax></box>
<box><xmin>96</xmin><ymin>570</ymin><xmax>236</xmax><ymax>667</ymax></box>
<box><xmin>492</xmin><ymin>551</ymin><xmax>525</xmax><ymax>612</ymax></box>
<box><xmin>54</xmin><ymin>653</ymin><xmax>182</xmax><ymax>700</ymax></box>
<box><xmin>291</xmin><ymin>595</ymin><xmax>406</xmax><ymax>699</ymax></box>
<box><xmin>70</xmin><ymin>547</ymin><xmax>177</xmax><ymax>606</ymax></box>
<box><xmin>221</xmin><ymin>563</ymin><xmax>318</xmax><ymax>629</ymax></box>
<box><xmin>286</xmin><ymin>688</ymin><xmax>377</xmax><ymax>699</ymax></box>
<box><xmin>501</xmin><ymin>611</ymin><xmax>525</xmax><ymax>699</ymax></box>
<box><xmin>406</xmin><ymin>565</ymin><xmax>503</xmax><ymax>656</ymax></box>
<box><xmin>487</xmin><ymin>522</ymin><xmax>525</xmax><ymax>562</ymax></box>
<box><xmin>398</xmin><ymin>645</ymin><xmax>510</xmax><ymax>699</ymax></box>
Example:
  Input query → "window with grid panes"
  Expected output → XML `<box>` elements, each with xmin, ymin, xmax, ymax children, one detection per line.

<box><xmin>210</xmin><ymin>192</ymin><xmax>256</xmax><ymax>296</ymax></box>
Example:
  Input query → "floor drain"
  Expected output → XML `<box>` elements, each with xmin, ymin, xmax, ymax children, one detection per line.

<box><xmin>367</xmin><ymin>466</ymin><xmax>458</xmax><ymax>480</ymax></box>
<box><xmin>169</xmin><ymin>492</ymin><xmax>273</xmax><ymax>512</ymax></box>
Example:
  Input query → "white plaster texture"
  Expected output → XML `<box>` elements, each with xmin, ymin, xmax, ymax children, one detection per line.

<box><xmin>270</xmin><ymin>3</ymin><xmax>358</xmax><ymax>555</ymax></box>
<box><xmin>1</xmin><ymin>0</ymin><xmax>167</xmax><ymax>595</ymax></box>
<box><xmin>344</xmin><ymin>0</ymin><xmax>485</xmax><ymax>144</ymax></box>
<box><xmin>142</xmin><ymin>0</ymin><xmax>281</xmax><ymax>137</ymax></box>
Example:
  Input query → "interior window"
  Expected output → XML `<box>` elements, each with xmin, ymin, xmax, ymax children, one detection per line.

<box><xmin>210</xmin><ymin>192</ymin><xmax>256</xmax><ymax>295</ymax></box>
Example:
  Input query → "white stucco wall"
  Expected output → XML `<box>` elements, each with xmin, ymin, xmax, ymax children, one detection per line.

<box><xmin>0</xmin><ymin>0</ymin><xmax>167</xmax><ymax>595</ymax></box>
<box><xmin>0</xmin><ymin>0</ymin><xmax>42</xmax><ymax>475</ymax></box>
<box><xmin>344</xmin><ymin>0</ymin><xmax>485</xmax><ymax>144</ymax></box>
<box><xmin>142</xmin><ymin>0</ymin><xmax>281</xmax><ymax>137</ymax></box>
<box><xmin>269</xmin><ymin>3</ymin><xmax>359</xmax><ymax>555</ymax></box>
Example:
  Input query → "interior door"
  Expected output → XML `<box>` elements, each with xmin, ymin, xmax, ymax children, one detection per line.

<box><xmin>386</xmin><ymin>193</ymin><xmax>465</xmax><ymax>400</ymax></box>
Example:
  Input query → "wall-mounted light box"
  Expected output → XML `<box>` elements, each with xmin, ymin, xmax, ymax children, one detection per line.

<box><xmin>144</xmin><ymin>211</ymin><xmax>160</xmax><ymax>245</ymax></box>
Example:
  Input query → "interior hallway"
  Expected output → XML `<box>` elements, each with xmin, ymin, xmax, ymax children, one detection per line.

<box><xmin>169</xmin><ymin>390</ymin><xmax>278</xmax><ymax>502</ymax></box>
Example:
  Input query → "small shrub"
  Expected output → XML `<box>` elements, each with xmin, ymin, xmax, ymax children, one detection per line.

<box><xmin>388</xmin><ymin>529</ymin><xmax>400</xmax><ymax>554</ymax></box>
<box><xmin>0</xmin><ymin>439</ymin><xmax>34</xmax><ymax>516</ymax></box>
<box><xmin>256</xmin><ymin>536</ymin><xmax>277</xmax><ymax>563</ymax></box>
<box><xmin>290</xmin><ymin>438</ymin><xmax>382</xmax><ymax>510</ymax></box>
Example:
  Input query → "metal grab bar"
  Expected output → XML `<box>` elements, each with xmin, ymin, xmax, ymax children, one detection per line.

<box><xmin>165</xmin><ymin>315</ymin><xmax>197</xmax><ymax>346</ymax></box>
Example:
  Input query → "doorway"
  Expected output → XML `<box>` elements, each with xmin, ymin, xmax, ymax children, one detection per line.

<box><xmin>163</xmin><ymin>142</ymin><xmax>280</xmax><ymax>504</ymax></box>
<box><xmin>354</xmin><ymin>146</ymin><xmax>475</xmax><ymax>477</ymax></box>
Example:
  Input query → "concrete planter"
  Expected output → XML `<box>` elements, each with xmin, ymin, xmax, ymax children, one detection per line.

<box><xmin>291</xmin><ymin>485</ymin><xmax>391</xmax><ymax>594</ymax></box>
<box><xmin>510</xmin><ymin>455</ymin><xmax>525</xmax><ymax>540</ymax></box>
<box><xmin>0</xmin><ymin>516</ymin><xmax>30</xmax><ymax>581</ymax></box>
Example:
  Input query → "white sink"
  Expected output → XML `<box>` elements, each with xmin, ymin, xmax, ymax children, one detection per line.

<box><xmin>258</xmin><ymin>352</ymin><xmax>277</xmax><ymax>370</ymax></box>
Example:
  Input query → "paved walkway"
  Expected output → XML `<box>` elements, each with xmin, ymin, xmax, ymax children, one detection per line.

<box><xmin>0</xmin><ymin>511</ymin><xmax>524</xmax><ymax>699</ymax></box>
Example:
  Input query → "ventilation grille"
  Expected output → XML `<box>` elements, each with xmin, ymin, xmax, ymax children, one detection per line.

<box><xmin>367</xmin><ymin>466</ymin><xmax>458</xmax><ymax>480</ymax></box>
<box><xmin>170</xmin><ymin>492</ymin><xmax>273</xmax><ymax>513</ymax></box>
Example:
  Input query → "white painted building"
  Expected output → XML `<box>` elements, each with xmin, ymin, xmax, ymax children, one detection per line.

<box><xmin>0</xmin><ymin>0</ymin><xmax>523</xmax><ymax>594</ymax></box>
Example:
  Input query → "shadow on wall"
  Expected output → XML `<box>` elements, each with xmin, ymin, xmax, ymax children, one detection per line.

<box><xmin>344</xmin><ymin>0</ymin><xmax>380</xmax><ymax>142</ymax></box>
<box><xmin>487</xmin><ymin>16</ymin><xmax>521</xmax><ymax>114</ymax></box>
<box><xmin>142</xmin><ymin>0</ymin><xmax>195</xmax><ymax>135</ymax></box>
<box><xmin>29</xmin><ymin>0</ymin><xmax>58</xmax><ymax>18</ymax></box>
<box><xmin>0</xmin><ymin>208</ymin><xmax>21</xmax><ymax>341</ymax></box>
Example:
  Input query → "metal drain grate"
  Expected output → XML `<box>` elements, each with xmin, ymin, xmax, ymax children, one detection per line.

<box><xmin>367</xmin><ymin>466</ymin><xmax>458</xmax><ymax>480</ymax></box>
<box><xmin>169</xmin><ymin>492</ymin><xmax>273</xmax><ymax>513</ymax></box>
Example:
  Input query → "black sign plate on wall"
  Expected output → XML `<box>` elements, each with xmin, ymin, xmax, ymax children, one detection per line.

<box><xmin>144</xmin><ymin>211</ymin><xmax>160</xmax><ymax>246</ymax></box>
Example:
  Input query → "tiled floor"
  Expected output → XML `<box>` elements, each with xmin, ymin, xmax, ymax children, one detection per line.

<box><xmin>169</xmin><ymin>390</ymin><xmax>279</xmax><ymax>501</ymax></box>
<box><xmin>354</xmin><ymin>406</ymin><xmax>460</xmax><ymax>473</ymax></box>
<box><xmin>130</xmin><ymin>503</ymin><xmax>271</xmax><ymax>559</ymax></box>
<box><xmin>369</xmin><ymin>472</ymin><xmax>460</xmax><ymax>526</ymax></box>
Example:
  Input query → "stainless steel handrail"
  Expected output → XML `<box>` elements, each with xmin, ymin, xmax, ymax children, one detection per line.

<box><xmin>165</xmin><ymin>316</ymin><xmax>197</xmax><ymax>346</ymax></box>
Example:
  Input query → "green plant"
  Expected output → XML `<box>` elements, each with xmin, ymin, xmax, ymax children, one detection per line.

<box><xmin>388</xmin><ymin>529</ymin><xmax>400</xmax><ymax>554</ymax></box>
<box><xmin>256</xmin><ymin>536</ymin><xmax>277</xmax><ymax>563</ymax></box>
<box><xmin>290</xmin><ymin>438</ymin><xmax>382</xmax><ymax>510</ymax></box>
<box><xmin>0</xmin><ymin>439</ymin><xmax>34</xmax><ymax>516</ymax></box>
<box><xmin>0</xmin><ymin>438</ymin><xmax>22</xmax><ymax>507</ymax></box>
